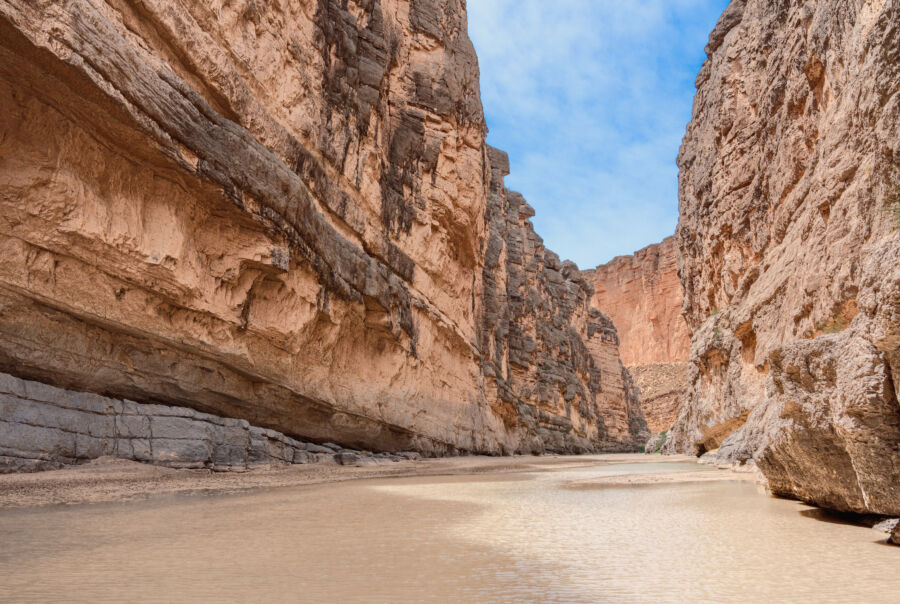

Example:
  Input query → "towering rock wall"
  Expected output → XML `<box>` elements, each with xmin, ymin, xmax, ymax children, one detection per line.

<box><xmin>668</xmin><ymin>0</ymin><xmax>900</xmax><ymax>516</ymax></box>
<box><xmin>0</xmin><ymin>0</ymin><xmax>645</xmax><ymax>465</ymax></box>
<box><xmin>585</xmin><ymin>237</ymin><xmax>691</xmax><ymax>433</ymax></box>
<box><xmin>482</xmin><ymin>148</ymin><xmax>647</xmax><ymax>452</ymax></box>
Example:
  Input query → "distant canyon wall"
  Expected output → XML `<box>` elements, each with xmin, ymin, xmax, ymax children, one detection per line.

<box><xmin>0</xmin><ymin>0</ymin><xmax>646</xmax><ymax>464</ymax></box>
<box><xmin>667</xmin><ymin>0</ymin><xmax>900</xmax><ymax>516</ymax></box>
<box><xmin>585</xmin><ymin>237</ymin><xmax>691</xmax><ymax>433</ymax></box>
<box><xmin>586</xmin><ymin>237</ymin><xmax>690</xmax><ymax>367</ymax></box>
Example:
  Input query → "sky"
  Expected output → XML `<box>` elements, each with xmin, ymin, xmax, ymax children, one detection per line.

<box><xmin>466</xmin><ymin>0</ymin><xmax>730</xmax><ymax>268</ymax></box>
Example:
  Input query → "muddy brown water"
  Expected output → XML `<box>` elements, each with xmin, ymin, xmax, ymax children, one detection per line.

<box><xmin>0</xmin><ymin>457</ymin><xmax>897</xmax><ymax>603</ymax></box>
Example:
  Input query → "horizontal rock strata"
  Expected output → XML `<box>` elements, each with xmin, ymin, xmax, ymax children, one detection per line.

<box><xmin>479</xmin><ymin>148</ymin><xmax>648</xmax><ymax>453</ymax></box>
<box><xmin>0</xmin><ymin>370</ymin><xmax>418</xmax><ymax>473</ymax></box>
<box><xmin>0</xmin><ymin>0</ymin><xmax>645</xmax><ymax>462</ymax></box>
<box><xmin>627</xmin><ymin>363</ymin><xmax>691</xmax><ymax>435</ymax></box>
<box><xmin>585</xmin><ymin>237</ymin><xmax>691</xmax><ymax>367</ymax></box>
<box><xmin>585</xmin><ymin>236</ymin><xmax>691</xmax><ymax>433</ymax></box>
<box><xmin>667</xmin><ymin>0</ymin><xmax>900</xmax><ymax>516</ymax></box>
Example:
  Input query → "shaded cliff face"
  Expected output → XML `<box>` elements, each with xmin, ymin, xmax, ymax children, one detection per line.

<box><xmin>0</xmin><ymin>0</ymin><xmax>644</xmax><ymax>458</ymax></box>
<box><xmin>668</xmin><ymin>0</ymin><xmax>900</xmax><ymax>515</ymax></box>
<box><xmin>480</xmin><ymin>148</ymin><xmax>648</xmax><ymax>452</ymax></box>
<box><xmin>585</xmin><ymin>237</ymin><xmax>691</xmax><ymax>433</ymax></box>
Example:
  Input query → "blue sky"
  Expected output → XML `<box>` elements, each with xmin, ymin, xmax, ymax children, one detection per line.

<box><xmin>466</xmin><ymin>0</ymin><xmax>730</xmax><ymax>268</ymax></box>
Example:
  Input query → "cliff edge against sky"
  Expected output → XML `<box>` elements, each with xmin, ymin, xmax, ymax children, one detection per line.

<box><xmin>585</xmin><ymin>236</ymin><xmax>691</xmax><ymax>434</ymax></box>
<box><xmin>667</xmin><ymin>0</ymin><xmax>899</xmax><ymax>516</ymax></box>
<box><xmin>0</xmin><ymin>0</ymin><xmax>646</xmax><ymax>468</ymax></box>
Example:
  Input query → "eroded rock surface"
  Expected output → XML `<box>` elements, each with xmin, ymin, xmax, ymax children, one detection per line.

<box><xmin>666</xmin><ymin>0</ymin><xmax>900</xmax><ymax>515</ymax></box>
<box><xmin>585</xmin><ymin>237</ymin><xmax>691</xmax><ymax>367</ymax></box>
<box><xmin>477</xmin><ymin>148</ymin><xmax>648</xmax><ymax>453</ymax></box>
<box><xmin>0</xmin><ymin>370</ymin><xmax>416</xmax><ymax>472</ymax></box>
<box><xmin>585</xmin><ymin>236</ymin><xmax>691</xmax><ymax>434</ymax></box>
<box><xmin>627</xmin><ymin>363</ymin><xmax>691</xmax><ymax>435</ymax></box>
<box><xmin>0</xmin><ymin>0</ymin><xmax>645</xmax><ymax>460</ymax></box>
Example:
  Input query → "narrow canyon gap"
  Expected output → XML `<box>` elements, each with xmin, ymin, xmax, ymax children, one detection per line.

<box><xmin>0</xmin><ymin>0</ymin><xmax>898</xmax><ymax>528</ymax></box>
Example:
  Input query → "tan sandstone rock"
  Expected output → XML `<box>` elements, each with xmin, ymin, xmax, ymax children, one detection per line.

<box><xmin>585</xmin><ymin>236</ymin><xmax>691</xmax><ymax>433</ymax></box>
<box><xmin>585</xmin><ymin>236</ymin><xmax>691</xmax><ymax>367</ymax></box>
<box><xmin>0</xmin><ymin>0</ymin><xmax>645</xmax><ymax>460</ymax></box>
<box><xmin>626</xmin><ymin>363</ymin><xmax>692</xmax><ymax>435</ymax></box>
<box><xmin>666</xmin><ymin>0</ymin><xmax>900</xmax><ymax>515</ymax></box>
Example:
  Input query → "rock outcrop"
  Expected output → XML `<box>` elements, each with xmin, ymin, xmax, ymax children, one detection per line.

<box><xmin>0</xmin><ymin>0</ymin><xmax>646</xmax><ymax>463</ymax></box>
<box><xmin>481</xmin><ymin>149</ymin><xmax>648</xmax><ymax>452</ymax></box>
<box><xmin>586</xmin><ymin>237</ymin><xmax>691</xmax><ymax>367</ymax></box>
<box><xmin>627</xmin><ymin>363</ymin><xmax>692</xmax><ymax>435</ymax></box>
<box><xmin>0</xmin><ymin>370</ymin><xmax>417</xmax><ymax>472</ymax></box>
<box><xmin>585</xmin><ymin>237</ymin><xmax>691</xmax><ymax>433</ymax></box>
<box><xmin>667</xmin><ymin>0</ymin><xmax>900</xmax><ymax>516</ymax></box>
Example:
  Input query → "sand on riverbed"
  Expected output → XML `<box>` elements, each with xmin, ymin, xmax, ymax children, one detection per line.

<box><xmin>565</xmin><ymin>469</ymin><xmax>758</xmax><ymax>489</ymax></box>
<box><xmin>0</xmin><ymin>453</ymin><xmax>742</xmax><ymax>509</ymax></box>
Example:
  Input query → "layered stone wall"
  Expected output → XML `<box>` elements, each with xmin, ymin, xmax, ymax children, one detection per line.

<box><xmin>585</xmin><ymin>237</ymin><xmax>690</xmax><ymax>367</ymax></box>
<box><xmin>478</xmin><ymin>148</ymin><xmax>647</xmax><ymax>453</ymax></box>
<box><xmin>0</xmin><ymin>370</ymin><xmax>418</xmax><ymax>473</ymax></box>
<box><xmin>585</xmin><ymin>237</ymin><xmax>691</xmax><ymax>433</ymax></box>
<box><xmin>667</xmin><ymin>0</ymin><xmax>900</xmax><ymax>516</ymax></box>
<box><xmin>0</xmin><ymin>0</ymin><xmax>645</xmax><ymax>462</ymax></box>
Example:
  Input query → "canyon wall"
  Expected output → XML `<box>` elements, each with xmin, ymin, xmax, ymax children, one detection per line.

<box><xmin>668</xmin><ymin>0</ymin><xmax>900</xmax><ymax>515</ymax></box>
<box><xmin>585</xmin><ymin>237</ymin><xmax>691</xmax><ymax>433</ymax></box>
<box><xmin>0</xmin><ymin>369</ymin><xmax>420</xmax><ymax>473</ymax></box>
<box><xmin>0</xmin><ymin>0</ymin><xmax>646</xmax><ymax>465</ymax></box>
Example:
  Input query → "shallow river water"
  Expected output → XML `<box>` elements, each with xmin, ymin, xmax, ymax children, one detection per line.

<box><xmin>1</xmin><ymin>457</ymin><xmax>898</xmax><ymax>603</ymax></box>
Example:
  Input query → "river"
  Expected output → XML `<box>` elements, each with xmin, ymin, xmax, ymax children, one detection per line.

<box><xmin>0</xmin><ymin>456</ymin><xmax>897</xmax><ymax>602</ymax></box>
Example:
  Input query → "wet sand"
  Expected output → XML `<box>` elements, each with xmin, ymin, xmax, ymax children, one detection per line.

<box><xmin>566</xmin><ymin>468</ymin><xmax>758</xmax><ymax>488</ymax></box>
<box><xmin>0</xmin><ymin>453</ymin><xmax>736</xmax><ymax>509</ymax></box>
<box><xmin>2</xmin><ymin>456</ymin><xmax>896</xmax><ymax>602</ymax></box>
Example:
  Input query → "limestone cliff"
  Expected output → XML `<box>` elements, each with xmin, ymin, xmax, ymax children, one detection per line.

<box><xmin>667</xmin><ymin>0</ymin><xmax>900</xmax><ymax>516</ymax></box>
<box><xmin>585</xmin><ymin>237</ymin><xmax>691</xmax><ymax>433</ymax></box>
<box><xmin>480</xmin><ymin>148</ymin><xmax>647</xmax><ymax>452</ymax></box>
<box><xmin>0</xmin><ymin>0</ymin><xmax>646</xmax><ymax>467</ymax></box>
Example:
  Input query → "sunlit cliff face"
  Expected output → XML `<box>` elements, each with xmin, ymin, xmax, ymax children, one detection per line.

<box><xmin>0</xmin><ymin>0</ymin><xmax>644</xmax><ymax>458</ymax></box>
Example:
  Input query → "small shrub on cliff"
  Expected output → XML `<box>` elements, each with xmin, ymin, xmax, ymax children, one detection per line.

<box><xmin>654</xmin><ymin>431</ymin><xmax>667</xmax><ymax>454</ymax></box>
<box><xmin>816</xmin><ymin>315</ymin><xmax>847</xmax><ymax>334</ymax></box>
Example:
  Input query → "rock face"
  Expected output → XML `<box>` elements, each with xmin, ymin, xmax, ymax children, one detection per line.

<box><xmin>586</xmin><ymin>237</ymin><xmax>691</xmax><ymax>367</ymax></box>
<box><xmin>0</xmin><ymin>0</ymin><xmax>646</xmax><ymax>461</ymax></box>
<box><xmin>585</xmin><ymin>237</ymin><xmax>691</xmax><ymax>433</ymax></box>
<box><xmin>481</xmin><ymin>149</ymin><xmax>648</xmax><ymax>452</ymax></box>
<box><xmin>667</xmin><ymin>0</ymin><xmax>900</xmax><ymax>515</ymax></box>
<box><xmin>0</xmin><ymin>370</ymin><xmax>412</xmax><ymax>472</ymax></box>
<box><xmin>627</xmin><ymin>363</ymin><xmax>692</xmax><ymax>435</ymax></box>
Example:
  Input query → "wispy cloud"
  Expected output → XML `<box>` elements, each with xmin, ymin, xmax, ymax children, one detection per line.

<box><xmin>466</xmin><ymin>0</ymin><xmax>729</xmax><ymax>267</ymax></box>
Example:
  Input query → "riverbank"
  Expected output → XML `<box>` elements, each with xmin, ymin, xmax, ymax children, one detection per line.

<box><xmin>0</xmin><ymin>453</ymin><xmax>741</xmax><ymax>509</ymax></box>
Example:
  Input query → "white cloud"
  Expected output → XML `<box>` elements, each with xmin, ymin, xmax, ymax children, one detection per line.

<box><xmin>465</xmin><ymin>0</ymin><xmax>729</xmax><ymax>267</ymax></box>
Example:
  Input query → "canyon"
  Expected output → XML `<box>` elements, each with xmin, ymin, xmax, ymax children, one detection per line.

<box><xmin>0</xmin><ymin>0</ymin><xmax>646</xmax><ymax>472</ymax></box>
<box><xmin>586</xmin><ymin>236</ymin><xmax>691</xmax><ymax>434</ymax></box>
<box><xmin>0</xmin><ymin>0</ymin><xmax>898</xmax><ymax>543</ymax></box>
